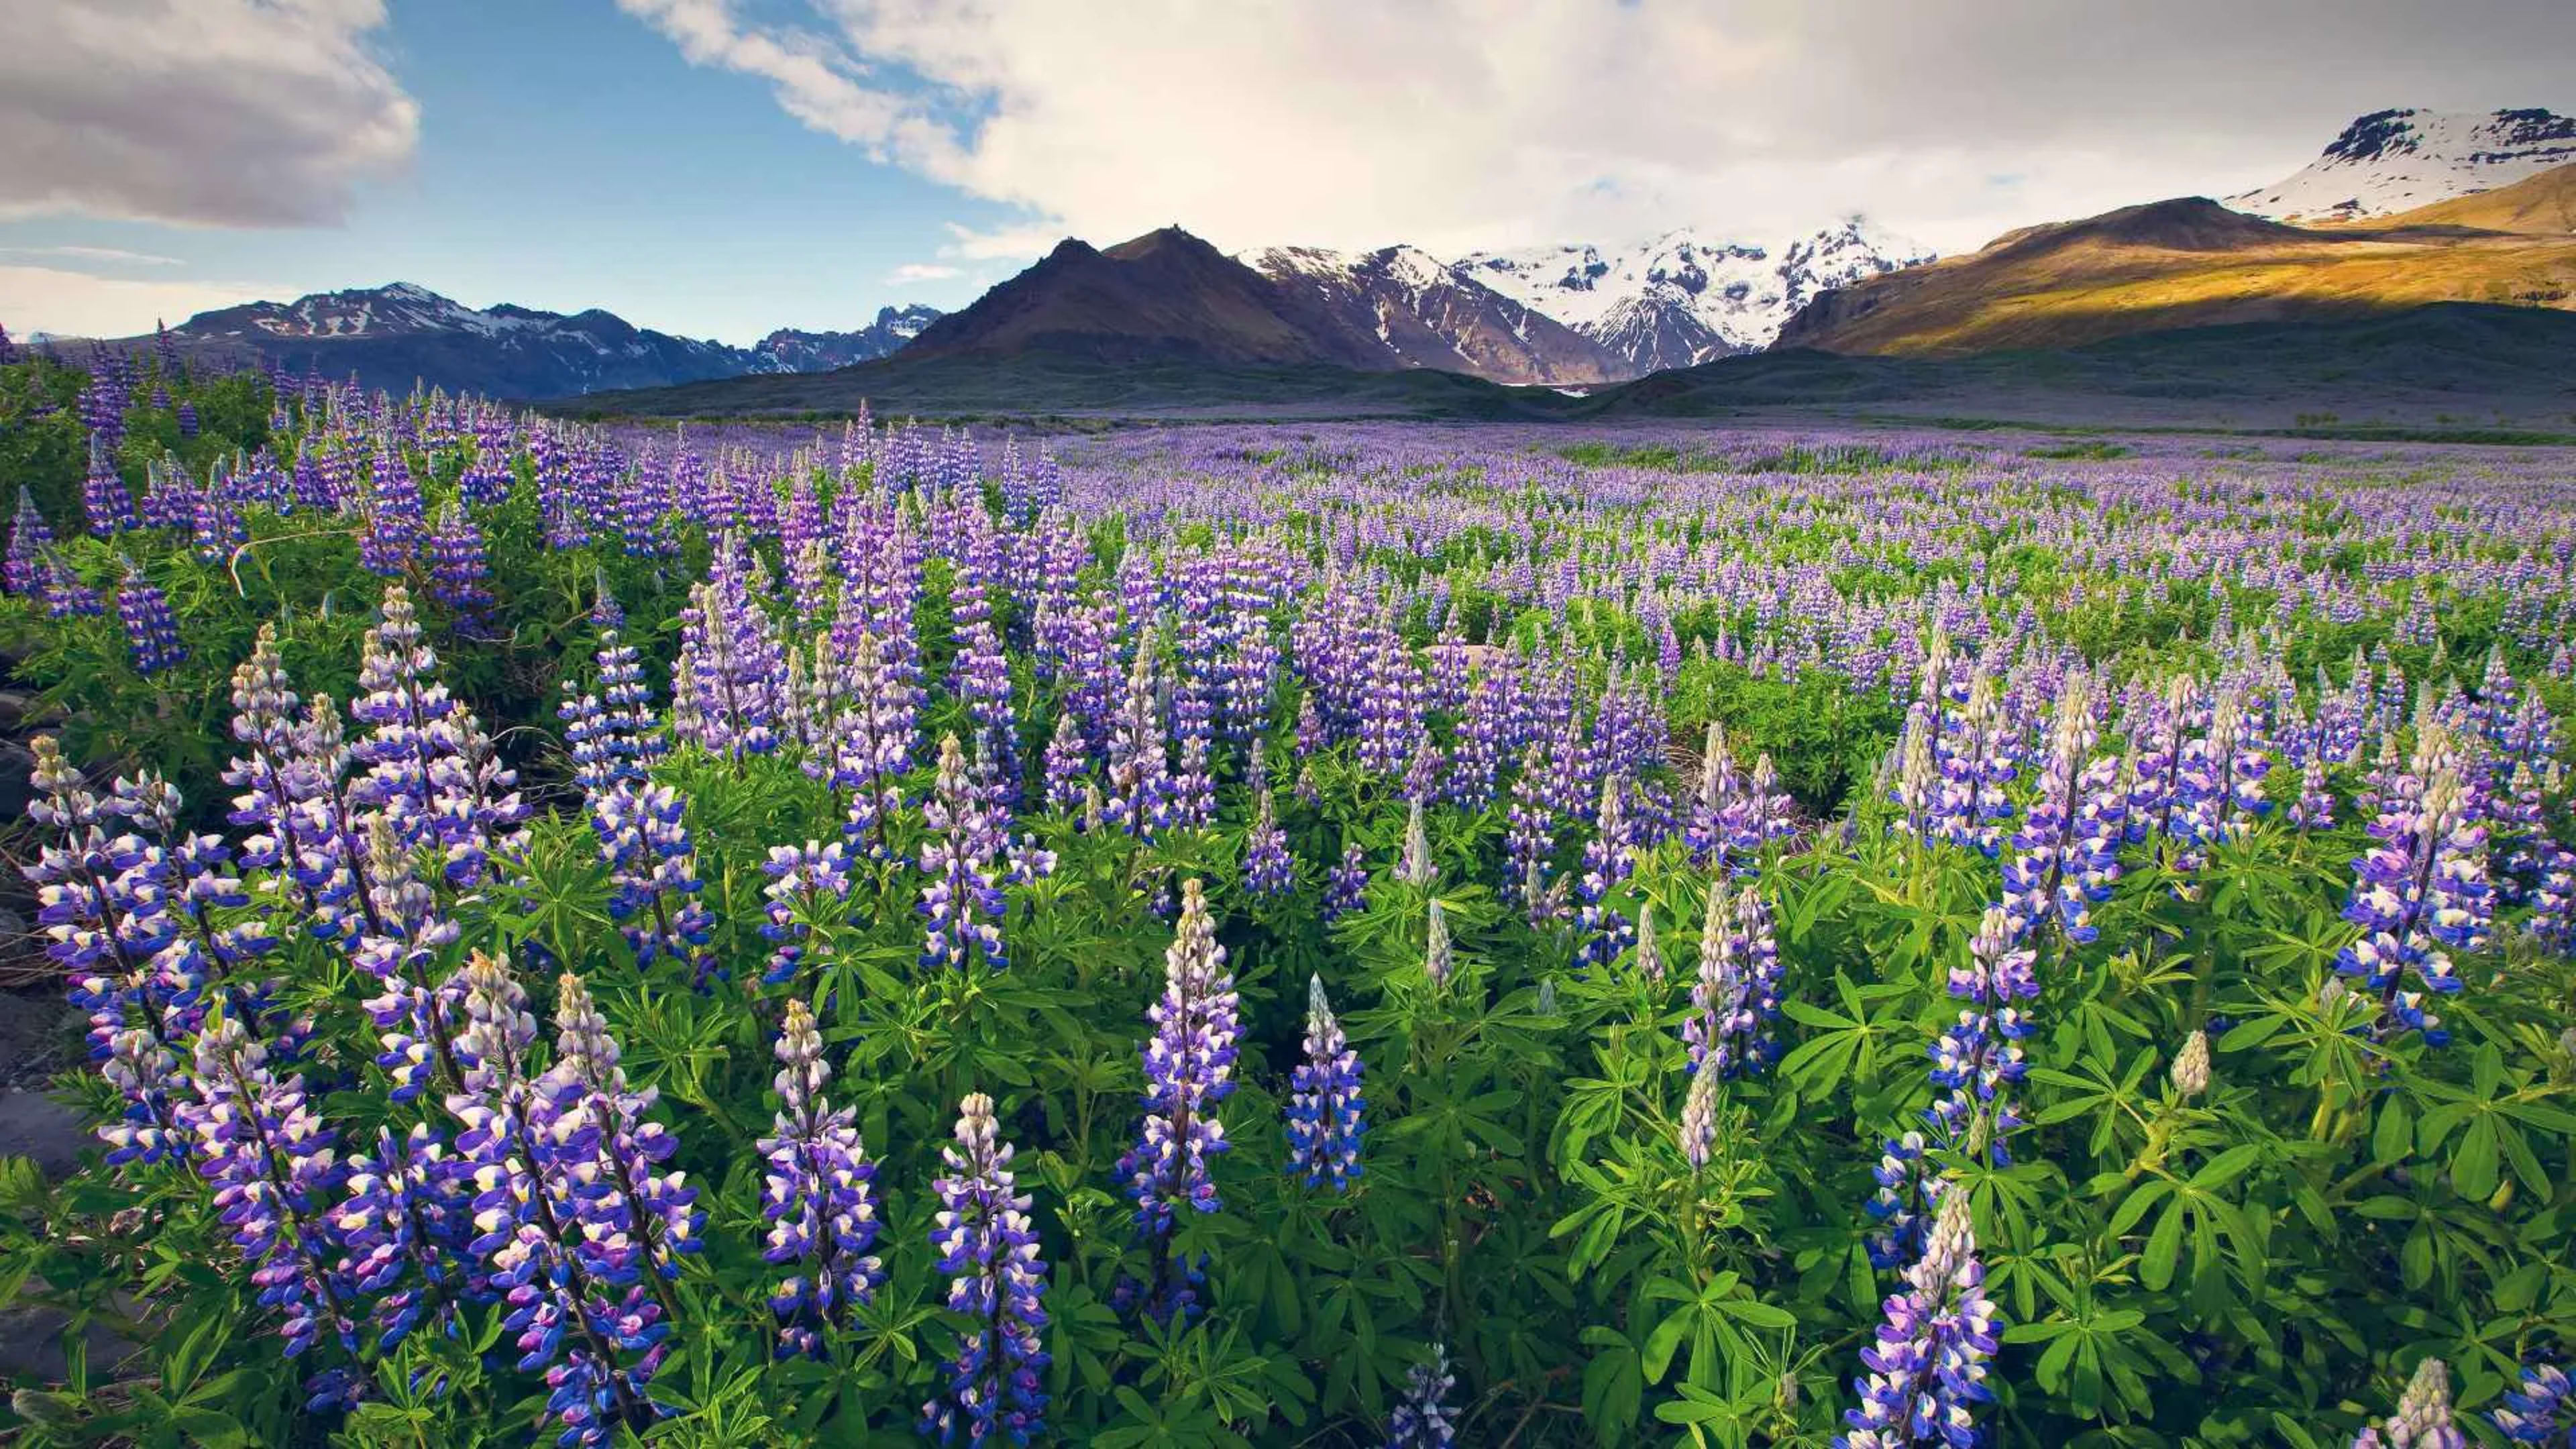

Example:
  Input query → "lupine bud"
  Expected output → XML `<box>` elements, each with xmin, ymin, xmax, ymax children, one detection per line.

<box><xmin>2170</xmin><ymin>1029</ymin><xmax>2212</xmax><ymax>1097</ymax></box>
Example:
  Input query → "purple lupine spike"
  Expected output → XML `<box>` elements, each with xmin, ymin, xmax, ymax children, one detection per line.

<box><xmin>1573</xmin><ymin>775</ymin><xmax>1635</xmax><ymax>971</ymax></box>
<box><xmin>360</xmin><ymin>443</ymin><xmax>423</xmax><ymax>576</ymax></box>
<box><xmin>920</xmin><ymin>1092</ymin><xmax>1050</xmax><ymax>1447</ymax></box>
<box><xmin>1286</xmin><ymin>975</ymin><xmax>1366</xmax><ymax>1191</ymax></box>
<box><xmin>83</xmin><ymin>437</ymin><xmax>137</xmax><ymax>536</ymax></box>
<box><xmin>759</xmin><ymin>998</ymin><xmax>883</xmax><ymax>1358</ymax></box>
<box><xmin>551</xmin><ymin>971</ymin><xmax>700</xmax><ymax>1285</ymax></box>
<box><xmin>444</xmin><ymin>952</ymin><xmax>669</xmax><ymax>1447</ymax></box>
<box><xmin>1322</xmin><ymin>842</ymin><xmax>1371</xmax><ymax>924</ymax></box>
<box><xmin>6</xmin><ymin>486</ymin><xmax>53</xmax><ymax>594</ymax></box>
<box><xmin>2491</xmin><ymin>1360</ymin><xmax>2575</xmax><ymax>1444</ymax></box>
<box><xmin>920</xmin><ymin>733</ymin><xmax>1010</xmax><ymax>972</ymax></box>
<box><xmin>174</xmin><ymin>1005</ymin><xmax>358</xmax><ymax>1366</ymax></box>
<box><xmin>348</xmin><ymin>584</ymin><xmax>461</xmax><ymax>848</ymax></box>
<box><xmin>2333</xmin><ymin>722</ymin><xmax>2490</xmax><ymax>1046</ymax></box>
<box><xmin>1242</xmin><ymin>784</ymin><xmax>1295</xmax><ymax>898</ymax></box>
<box><xmin>425</xmin><ymin>500</ymin><xmax>494</xmax><ymax>629</ymax></box>
<box><xmin>333</xmin><ymin>1122</ymin><xmax>468</xmax><ymax>1350</ymax></box>
<box><xmin>1387</xmin><ymin>1344</ymin><xmax>1460</xmax><ymax>1449</ymax></box>
<box><xmin>761</xmin><ymin>839</ymin><xmax>855</xmax><ymax>991</ymax></box>
<box><xmin>1835</xmin><ymin>1191</ymin><xmax>2001</xmax><ymax>1449</ymax></box>
<box><xmin>1116</xmin><ymin>879</ymin><xmax>1239</xmax><ymax>1319</ymax></box>
<box><xmin>115</xmin><ymin>557</ymin><xmax>185</xmax><ymax>674</ymax></box>
<box><xmin>352</xmin><ymin>815</ymin><xmax>466</xmax><ymax>1102</ymax></box>
<box><xmin>24</xmin><ymin>737</ymin><xmax>192</xmax><ymax>1063</ymax></box>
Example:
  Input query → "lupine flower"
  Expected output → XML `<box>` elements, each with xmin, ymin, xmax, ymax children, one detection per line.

<box><xmin>1323</xmin><ymin>843</ymin><xmax>1371</xmax><ymax>923</ymax></box>
<box><xmin>1394</xmin><ymin>797</ymin><xmax>1438</xmax><ymax>886</ymax></box>
<box><xmin>760</xmin><ymin>839</ymin><xmax>855</xmax><ymax>989</ymax></box>
<box><xmin>1242</xmin><ymin>785</ymin><xmax>1295</xmax><ymax>898</ymax></box>
<box><xmin>1286</xmin><ymin>975</ymin><xmax>1366</xmax><ymax>1191</ymax></box>
<box><xmin>1118</xmin><ymin>879</ymin><xmax>1239</xmax><ymax>1316</ymax></box>
<box><xmin>759</xmin><ymin>1000</ymin><xmax>884</xmax><ymax>1358</ymax></box>
<box><xmin>2351</xmin><ymin>1357</ymin><xmax>2465</xmax><ymax>1449</ymax></box>
<box><xmin>116</xmin><ymin>557</ymin><xmax>185</xmax><ymax>674</ymax></box>
<box><xmin>1387</xmin><ymin>1344</ymin><xmax>1460</xmax><ymax>1449</ymax></box>
<box><xmin>921</xmin><ymin>1092</ymin><xmax>1050</xmax><ymax>1447</ymax></box>
<box><xmin>334</xmin><ymin>1122</ymin><xmax>468</xmax><ymax>1350</ymax></box>
<box><xmin>1835</xmin><ymin>1191</ymin><xmax>2000</xmax><ymax>1449</ymax></box>
<box><xmin>2170</xmin><ymin>1029</ymin><xmax>2212</xmax><ymax>1097</ymax></box>
<box><xmin>2334</xmin><ymin>725</ymin><xmax>2490</xmax><ymax>1046</ymax></box>
<box><xmin>174</xmin><ymin>1006</ymin><xmax>356</xmax><ymax>1366</ymax></box>
<box><xmin>425</xmin><ymin>501</ymin><xmax>494</xmax><ymax>629</ymax></box>
<box><xmin>6</xmin><ymin>485</ymin><xmax>54</xmax><ymax>594</ymax></box>
<box><xmin>445</xmin><ymin>952</ymin><xmax>670</xmax><ymax>1447</ymax></box>
<box><xmin>921</xmin><ymin>733</ymin><xmax>1011</xmax><ymax>972</ymax></box>
<box><xmin>2492</xmin><ymin>1361</ymin><xmax>2575</xmax><ymax>1444</ymax></box>
<box><xmin>1424</xmin><ymin>898</ymin><xmax>1454</xmax><ymax>990</ymax></box>
<box><xmin>1678</xmin><ymin>1057</ymin><xmax>1719</xmax><ymax>1170</ymax></box>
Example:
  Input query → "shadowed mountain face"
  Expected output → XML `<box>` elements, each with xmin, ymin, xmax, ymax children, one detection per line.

<box><xmin>902</xmin><ymin>228</ymin><xmax>1395</xmax><ymax>369</ymax></box>
<box><xmin>1772</xmin><ymin>182</ymin><xmax>2576</xmax><ymax>356</ymax></box>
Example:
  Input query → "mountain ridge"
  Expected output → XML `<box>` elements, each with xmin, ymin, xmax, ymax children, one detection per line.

<box><xmin>147</xmin><ymin>284</ymin><xmax>943</xmax><ymax>398</ymax></box>
<box><xmin>2226</xmin><ymin>107</ymin><xmax>2576</xmax><ymax>223</ymax></box>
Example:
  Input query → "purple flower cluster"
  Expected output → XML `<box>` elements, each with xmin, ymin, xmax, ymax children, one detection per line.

<box><xmin>922</xmin><ymin>1092</ymin><xmax>1050</xmax><ymax>1447</ymax></box>
<box><xmin>759</xmin><ymin>999</ymin><xmax>884</xmax><ymax>1358</ymax></box>
<box><xmin>1286</xmin><ymin>974</ymin><xmax>1366</xmax><ymax>1191</ymax></box>
<box><xmin>1835</xmin><ymin>1191</ymin><xmax>2001</xmax><ymax>1449</ymax></box>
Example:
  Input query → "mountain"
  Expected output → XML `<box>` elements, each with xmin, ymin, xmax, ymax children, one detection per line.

<box><xmin>1454</xmin><ymin>221</ymin><xmax>1935</xmax><ymax>373</ymax></box>
<box><xmin>1246</xmin><ymin>244</ymin><xmax>1627</xmax><ymax>384</ymax></box>
<box><xmin>158</xmin><ymin>283</ymin><xmax>941</xmax><ymax>398</ymax></box>
<box><xmin>1592</xmin><ymin>303</ymin><xmax>2576</xmax><ymax>431</ymax></box>
<box><xmin>901</xmin><ymin>227</ymin><xmax>1393</xmax><ymax>370</ymax></box>
<box><xmin>1770</xmin><ymin>192</ymin><xmax>2576</xmax><ymax>356</ymax></box>
<box><xmin>2373</xmin><ymin>160</ymin><xmax>2576</xmax><ymax>235</ymax></box>
<box><xmin>2227</xmin><ymin>108</ymin><xmax>2576</xmax><ymax>223</ymax></box>
<box><xmin>752</xmin><ymin>305</ymin><xmax>943</xmax><ymax>371</ymax></box>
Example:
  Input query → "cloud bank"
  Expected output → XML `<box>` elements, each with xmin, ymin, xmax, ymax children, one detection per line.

<box><xmin>0</xmin><ymin>0</ymin><xmax>419</xmax><ymax>228</ymax></box>
<box><xmin>620</xmin><ymin>0</ymin><xmax>2576</xmax><ymax>257</ymax></box>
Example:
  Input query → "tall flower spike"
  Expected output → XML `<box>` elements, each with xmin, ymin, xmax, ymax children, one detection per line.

<box><xmin>759</xmin><ymin>999</ymin><xmax>883</xmax><ymax>1358</ymax></box>
<box><xmin>1394</xmin><ymin>797</ymin><xmax>1437</xmax><ymax>886</ymax></box>
<box><xmin>116</xmin><ymin>557</ymin><xmax>185</xmax><ymax>674</ymax></box>
<box><xmin>1285</xmin><ymin>975</ymin><xmax>1366</xmax><ymax>1191</ymax></box>
<box><xmin>1118</xmin><ymin>879</ymin><xmax>1240</xmax><ymax>1319</ymax></box>
<box><xmin>1835</xmin><ymin>1191</ymin><xmax>2002</xmax><ymax>1449</ymax></box>
<box><xmin>1424</xmin><ymin>898</ymin><xmax>1454</xmax><ymax>990</ymax></box>
<box><xmin>1387</xmin><ymin>1344</ymin><xmax>1460</xmax><ymax>1449</ymax></box>
<box><xmin>1678</xmin><ymin>1057</ymin><xmax>1719</xmax><ymax>1171</ymax></box>
<box><xmin>920</xmin><ymin>1093</ymin><xmax>1049</xmax><ymax>1446</ymax></box>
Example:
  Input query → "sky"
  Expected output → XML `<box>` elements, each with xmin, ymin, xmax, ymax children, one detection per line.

<box><xmin>1</xmin><ymin>0</ymin><xmax>2571</xmax><ymax>346</ymax></box>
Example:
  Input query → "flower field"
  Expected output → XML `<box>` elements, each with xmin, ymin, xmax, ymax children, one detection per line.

<box><xmin>2</xmin><ymin>342</ymin><xmax>2575</xmax><ymax>1448</ymax></box>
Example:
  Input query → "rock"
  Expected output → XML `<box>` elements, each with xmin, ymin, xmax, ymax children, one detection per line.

<box><xmin>0</xmin><ymin>1093</ymin><xmax>87</xmax><ymax>1180</ymax></box>
<box><xmin>0</xmin><ymin>1306</ymin><xmax>140</xmax><ymax>1385</ymax></box>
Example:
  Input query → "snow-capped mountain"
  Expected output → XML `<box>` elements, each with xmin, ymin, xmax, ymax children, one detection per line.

<box><xmin>1454</xmin><ymin>221</ymin><xmax>1935</xmax><ymax>373</ymax></box>
<box><xmin>753</xmin><ymin>305</ymin><xmax>945</xmax><ymax>372</ymax></box>
<box><xmin>1248</xmin><ymin>244</ymin><xmax>1627</xmax><ymax>385</ymax></box>
<box><xmin>2226</xmin><ymin>108</ymin><xmax>2576</xmax><ymax>223</ymax></box>
<box><xmin>167</xmin><ymin>284</ymin><xmax>941</xmax><ymax>398</ymax></box>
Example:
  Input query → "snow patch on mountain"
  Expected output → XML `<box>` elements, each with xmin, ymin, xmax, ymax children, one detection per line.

<box><xmin>2226</xmin><ymin>108</ymin><xmax>2576</xmax><ymax>223</ymax></box>
<box><xmin>1454</xmin><ymin>220</ymin><xmax>1934</xmax><ymax>372</ymax></box>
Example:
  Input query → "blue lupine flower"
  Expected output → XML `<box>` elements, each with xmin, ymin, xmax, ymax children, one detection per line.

<box><xmin>2493</xmin><ymin>1360</ymin><xmax>2574</xmax><ymax>1444</ymax></box>
<box><xmin>760</xmin><ymin>999</ymin><xmax>883</xmax><ymax>1358</ymax></box>
<box><xmin>921</xmin><ymin>1092</ymin><xmax>1050</xmax><ymax>1447</ymax></box>
<box><xmin>1387</xmin><ymin>1343</ymin><xmax>1459</xmax><ymax>1449</ymax></box>
<box><xmin>116</xmin><ymin>557</ymin><xmax>185</xmax><ymax>674</ymax></box>
<box><xmin>1286</xmin><ymin>975</ymin><xmax>1365</xmax><ymax>1191</ymax></box>
<box><xmin>1116</xmin><ymin>879</ymin><xmax>1239</xmax><ymax>1318</ymax></box>
<box><xmin>1835</xmin><ymin>1191</ymin><xmax>2001</xmax><ymax>1449</ymax></box>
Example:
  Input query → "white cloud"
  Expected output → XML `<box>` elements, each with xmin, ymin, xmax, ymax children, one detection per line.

<box><xmin>0</xmin><ymin>0</ymin><xmax>419</xmax><ymax>227</ymax></box>
<box><xmin>623</xmin><ymin>0</ymin><xmax>2576</xmax><ymax>258</ymax></box>
<box><xmin>0</xmin><ymin>264</ymin><xmax>282</xmax><ymax>339</ymax></box>
<box><xmin>0</xmin><ymin>246</ymin><xmax>186</xmax><ymax>266</ymax></box>
<box><xmin>887</xmin><ymin>262</ymin><xmax>960</xmax><ymax>281</ymax></box>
